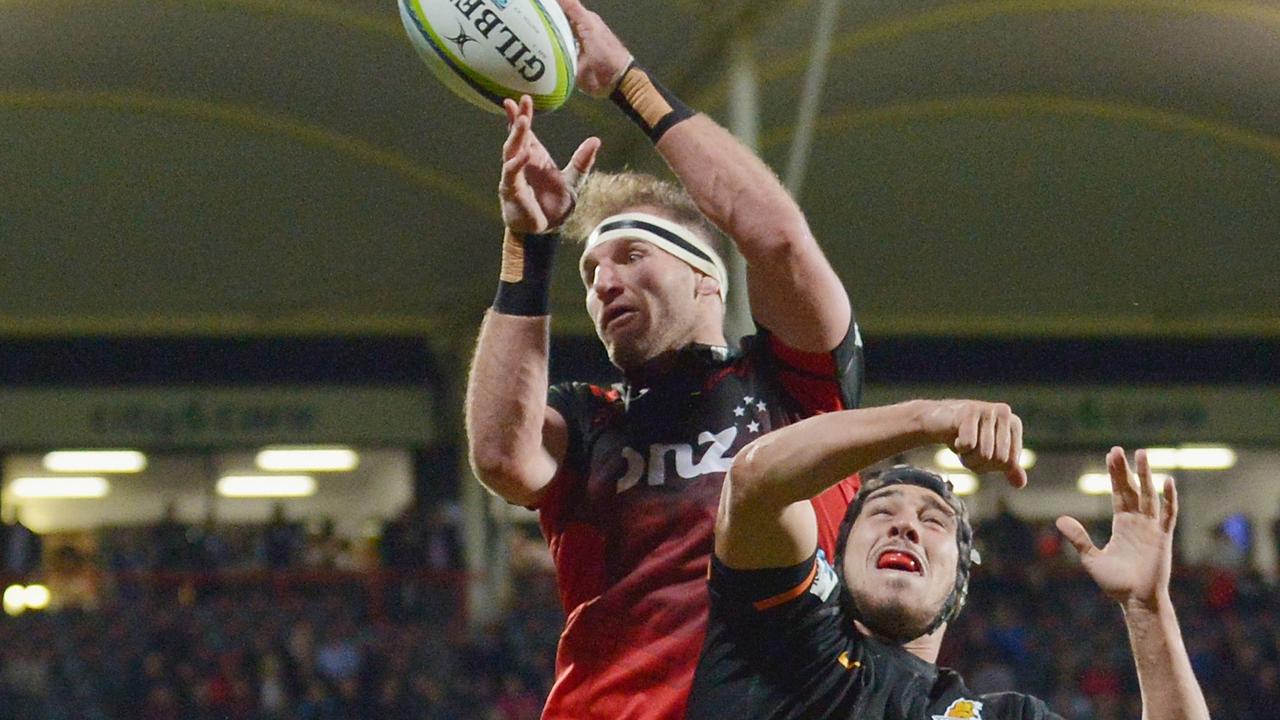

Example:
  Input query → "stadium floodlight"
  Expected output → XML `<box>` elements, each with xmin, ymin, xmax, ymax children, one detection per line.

<box><xmin>1077</xmin><ymin>473</ymin><xmax>1113</xmax><ymax>495</ymax></box>
<box><xmin>42</xmin><ymin>450</ymin><xmax>147</xmax><ymax>474</ymax></box>
<box><xmin>945</xmin><ymin>473</ymin><xmax>979</xmax><ymax>496</ymax></box>
<box><xmin>1173</xmin><ymin>446</ymin><xmax>1235</xmax><ymax>470</ymax></box>
<box><xmin>9</xmin><ymin>476</ymin><xmax>110</xmax><ymax>499</ymax></box>
<box><xmin>1142</xmin><ymin>448</ymin><xmax>1180</xmax><ymax>470</ymax></box>
<box><xmin>22</xmin><ymin>585</ymin><xmax>50</xmax><ymax>611</ymax></box>
<box><xmin>255</xmin><ymin>446</ymin><xmax>359</xmax><ymax>472</ymax></box>
<box><xmin>3</xmin><ymin>585</ymin><xmax>26</xmax><ymax>616</ymax></box>
<box><xmin>217</xmin><ymin>475</ymin><xmax>317</xmax><ymax>498</ymax></box>
<box><xmin>934</xmin><ymin>448</ymin><xmax>1036</xmax><ymax>471</ymax></box>
<box><xmin>1077</xmin><ymin>472</ymin><xmax>1171</xmax><ymax>495</ymax></box>
<box><xmin>1143</xmin><ymin>445</ymin><xmax>1236</xmax><ymax>471</ymax></box>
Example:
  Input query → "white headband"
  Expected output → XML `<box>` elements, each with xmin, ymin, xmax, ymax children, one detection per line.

<box><xmin>581</xmin><ymin>212</ymin><xmax>728</xmax><ymax>302</ymax></box>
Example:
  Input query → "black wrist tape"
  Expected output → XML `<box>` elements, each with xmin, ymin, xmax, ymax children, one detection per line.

<box><xmin>493</xmin><ymin>229</ymin><xmax>558</xmax><ymax>316</ymax></box>
<box><xmin>610</xmin><ymin>62</ymin><xmax>695</xmax><ymax>143</ymax></box>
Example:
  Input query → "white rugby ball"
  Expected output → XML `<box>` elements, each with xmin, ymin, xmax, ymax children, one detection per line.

<box><xmin>399</xmin><ymin>0</ymin><xmax>578</xmax><ymax>113</ymax></box>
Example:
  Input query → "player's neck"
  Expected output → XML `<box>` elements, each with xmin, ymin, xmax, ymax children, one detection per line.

<box><xmin>620</xmin><ymin>338</ymin><xmax>731</xmax><ymax>386</ymax></box>
<box><xmin>692</xmin><ymin>311</ymin><xmax>728</xmax><ymax>348</ymax></box>
<box><xmin>899</xmin><ymin>630</ymin><xmax>944</xmax><ymax>664</ymax></box>
<box><xmin>621</xmin><ymin>348</ymin><xmax>682</xmax><ymax>383</ymax></box>
<box><xmin>855</xmin><ymin>620</ymin><xmax>945</xmax><ymax>664</ymax></box>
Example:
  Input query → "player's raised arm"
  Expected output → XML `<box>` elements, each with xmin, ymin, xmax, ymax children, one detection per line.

<box><xmin>557</xmin><ymin>0</ymin><xmax>850</xmax><ymax>353</ymax></box>
<box><xmin>1055</xmin><ymin>448</ymin><xmax>1210</xmax><ymax>720</ymax></box>
<box><xmin>718</xmin><ymin>400</ymin><xmax>1025</xmax><ymax>570</ymax></box>
<box><xmin>465</xmin><ymin>96</ymin><xmax>600</xmax><ymax>507</ymax></box>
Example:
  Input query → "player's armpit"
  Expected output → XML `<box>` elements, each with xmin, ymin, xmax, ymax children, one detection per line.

<box><xmin>525</xmin><ymin>405</ymin><xmax>570</xmax><ymax>507</ymax></box>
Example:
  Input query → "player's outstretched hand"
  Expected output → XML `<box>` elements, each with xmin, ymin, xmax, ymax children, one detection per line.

<box><xmin>499</xmin><ymin>95</ymin><xmax>600</xmax><ymax>234</ymax></box>
<box><xmin>920</xmin><ymin>399</ymin><xmax>1027</xmax><ymax>487</ymax></box>
<box><xmin>1056</xmin><ymin>447</ymin><xmax>1176</xmax><ymax>611</ymax></box>
<box><xmin>556</xmin><ymin>0</ymin><xmax>633</xmax><ymax>96</ymax></box>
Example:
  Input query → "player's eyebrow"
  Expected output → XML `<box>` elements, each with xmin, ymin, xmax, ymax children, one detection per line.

<box><xmin>866</xmin><ymin>488</ymin><xmax>903</xmax><ymax>503</ymax></box>
<box><xmin>920</xmin><ymin>496</ymin><xmax>956</xmax><ymax>519</ymax></box>
<box><xmin>866</xmin><ymin>488</ymin><xmax>955</xmax><ymax>518</ymax></box>
<box><xmin>617</xmin><ymin>238</ymin><xmax>647</xmax><ymax>253</ymax></box>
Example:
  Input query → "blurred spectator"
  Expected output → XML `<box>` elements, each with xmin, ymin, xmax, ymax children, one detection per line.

<box><xmin>1</xmin><ymin>645</ymin><xmax>51</xmax><ymax>715</ymax></box>
<box><xmin>404</xmin><ymin>674</ymin><xmax>456</xmax><ymax>720</ymax></box>
<box><xmin>987</xmin><ymin>601</ymin><xmax>1032</xmax><ymax>668</ymax></box>
<box><xmin>304</xmin><ymin>517</ymin><xmax>343</xmax><ymax>570</ymax></box>
<box><xmin>261</xmin><ymin>503</ymin><xmax>304</xmax><ymax>570</ymax></box>
<box><xmin>1251</xmin><ymin>664</ymin><xmax>1280</xmax><ymax>720</ymax></box>
<box><xmin>1034</xmin><ymin>524</ymin><xmax>1064</xmax><ymax>563</ymax></box>
<box><xmin>380</xmin><ymin>506</ymin><xmax>420</xmax><ymax>571</ymax></box>
<box><xmin>2</xmin><ymin>505</ymin><xmax>43</xmax><ymax>577</ymax></box>
<box><xmin>1077</xmin><ymin>659</ymin><xmax>1123</xmax><ymax>701</ymax></box>
<box><xmin>494</xmin><ymin>673</ymin><xmax>541</xmax><ymax>720</ymax></box>
<box><xmin>381</xmin><ymin>501</ymin><xmax>462</xmax><ymax>572</ymax></box>
<box><xmin>979</xmin><ymin>497</ymin><xmax>1036</xmax><ymax>566</ymax></box>
<box><xmin>192</xmin><ymin>509</ymin><xmax>231</xmax><ymax>572</ymax></box>
<box><xmin>295</xmin><ymin>680</ymin><xmax>335</xmax><ymax>720</ymax></box>
<box><xmin>256</xmin><ymin>654</ymin><xmax>290</xmax><ymax>719</ymax></box>
<box><xmin>287</xmin><ymin>619</ymin><xmax>317</xmax><ymax>678</ymax></box>
<box><xmin>509</xmin><ymin>525</ymin><xmax>554</xmax><ymax>576</ymax></box>
<box><xmin>1207</xmin><ymin>515</ymin><xmax>1250</xmax><ymax>570</ymax></box>
<box><xmin>314</xmin><ymin>624</ymin><xmax>362</xmax><ymax>685</ymax></box>
<box><xmin>1272</xmin><ymin>498</ymin><xmax>1280</xmax><ymax>578</ymax></box>
<box><xmin>46</xmin><ymin>544</ymin><xmax>99</xmax><ymax>610</ymax></box>
<box><xmin>139</xmin><ymin>684</ymin><xmax>181</xmax><ymax>720</ymax></box>
<box><xmin>151</xmin><ymin>502</ymin><xmax>191</xmax><ymax>571</ymax></box>
<box><xmin>423</xmin><ymin>504</ymin><xmax>463</xmax><ymax>571</ymax></box>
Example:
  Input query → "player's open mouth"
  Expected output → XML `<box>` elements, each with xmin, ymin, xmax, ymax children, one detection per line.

<box><xmin>602</xmin><ymin>307</ymin><xmax>638</xmax><ymax>331</ymax></box>
<box><xmin>876</xmin><ymin>549</ymin><xmax>922</xmax><ymax>574</ymax></box>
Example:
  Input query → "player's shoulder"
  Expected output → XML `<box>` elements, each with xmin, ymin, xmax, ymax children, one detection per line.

<box><xmin>548</xmin><ymin>380</ymin><xmax>624</xmax><ymax>410</ymax></box>
<box><xmin>547</xmin><ymin>381</ymin><xmax>627</xmax><ymax>455</ymax></box>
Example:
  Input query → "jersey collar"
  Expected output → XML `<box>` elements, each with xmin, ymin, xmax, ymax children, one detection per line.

<box><xmin>619</xmin><ymin>342</ymin><xmax>739</xmax><ymax>408</ymax></box>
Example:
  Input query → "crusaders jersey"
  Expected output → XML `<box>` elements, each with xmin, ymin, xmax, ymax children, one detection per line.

<box><xmin>688</xmin><ymin>554</ymin><xmax>1065</xmax><ymax>720</ymax></box>
<box><xmin>537</xmin><ymin>322</ymin><xmax>864</xmax><ymax>720</ymax></box>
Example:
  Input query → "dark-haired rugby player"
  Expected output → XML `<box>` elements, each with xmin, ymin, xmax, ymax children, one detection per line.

<box><xmin>688</xmin><ymin>399</ymin><xmax>1210</xmax><ymax>720</ymax></box>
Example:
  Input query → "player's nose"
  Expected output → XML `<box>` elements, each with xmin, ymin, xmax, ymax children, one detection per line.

<box><xmin>888</xmin><ymin>519</ymin><xmax>920</xmax><ymax>544</ymax></box>
<box><xmin>592</xmin><ymin>262</ymin><xmax>623</xmax><ymax>301</ymax></box>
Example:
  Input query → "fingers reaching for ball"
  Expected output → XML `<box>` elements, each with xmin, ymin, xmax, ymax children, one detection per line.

<box><xmin>498</xmin><ymin>96</ymin><xmax>599</xmax><ymax>233</ymax></box>
<box><xmin>555</xmin><ymin>0</ymin><xmax>634</xmax><ymax>97</ymax></box>
<box><xmin>562</xmin><ymin>137</ymin><xmax>601</xmax><ymax>194</ymax></box>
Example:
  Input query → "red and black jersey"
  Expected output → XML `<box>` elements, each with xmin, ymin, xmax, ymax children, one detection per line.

<box><xmin>536</xmin><ymin>322</ymin><xmax>863</xmax><ymax>720</ymax></box>
<box><xmin>687</xmin><ymin>554</ymin><xmax>1066</xmax><ymax>720</ymax></box>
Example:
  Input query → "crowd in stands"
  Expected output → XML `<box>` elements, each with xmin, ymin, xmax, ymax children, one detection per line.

<box><xmin>0</xmin><ymin>574</ymin><xmax>558</xmax><ymax>720</ymax></box>
<box><xmin>956</xmin><ymin>507</ymin><xmax>1275</xmax><ymax>720</ymax></box>
<box><xmin>0</xmin><ymin>503</ymin><xmax>1275</xmax><ymax>719</ymax></box>
<box><xmin>83</xmin><ymin>501</ymin><xmax>463</xmax><ymax>579</ymax></box>
<box><xmin>91</xmin><ymin>506</ymin><xmax>323</xmax><ymax>578</ymax></box>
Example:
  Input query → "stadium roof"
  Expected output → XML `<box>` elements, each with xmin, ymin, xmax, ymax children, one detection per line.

<box><xmin>2</xmin><ymin>0</ymin><xmax>1277</xmax><ymax>340</ymax></box>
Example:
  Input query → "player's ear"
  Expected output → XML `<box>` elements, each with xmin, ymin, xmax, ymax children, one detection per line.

<box><xmin>695</xmin><ymin>273</ymin><xmax>720</xmax><ymax>298</ymax></box>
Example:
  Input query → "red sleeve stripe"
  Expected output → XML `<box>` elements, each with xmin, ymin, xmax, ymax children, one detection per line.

<box><xmin>753</xmin><ymin>561</ymin><xmax>817</xmax><ymax>611</ymax></box>
<box><xmin>768</xmin><ymin>334</ymin><xmax>838</xmax><ymax>377</ymax></box>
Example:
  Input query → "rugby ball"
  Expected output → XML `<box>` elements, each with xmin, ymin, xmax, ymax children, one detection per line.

<box><xmin>399</xmin><ymin>0</ymin><xmax>578</xmax><ymax>113</ymax></box>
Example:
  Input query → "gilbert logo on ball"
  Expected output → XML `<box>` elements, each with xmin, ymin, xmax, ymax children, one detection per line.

<box><xmin>399</xmin><ymin>0</ymin><xmax>578</xmax><ymax>113</ymax></box>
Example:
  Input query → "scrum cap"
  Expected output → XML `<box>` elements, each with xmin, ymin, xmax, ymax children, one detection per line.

<box><xmin>834</xmin><ymin>465</ymin><xmax>979</xmax><ymax>637</ymax></box>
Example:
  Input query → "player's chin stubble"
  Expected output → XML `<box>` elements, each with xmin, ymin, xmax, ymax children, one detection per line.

<box><xmin>849</xmin><ymin>588</ymin><xmax>937</xmax><ymax>643</ymax></box>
